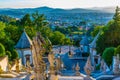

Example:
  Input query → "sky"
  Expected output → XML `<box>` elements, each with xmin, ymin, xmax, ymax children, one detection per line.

<box><xmin>0</xmin><ymin>0</ymin><xmax>120</xmax><ymax>9</ymax></box>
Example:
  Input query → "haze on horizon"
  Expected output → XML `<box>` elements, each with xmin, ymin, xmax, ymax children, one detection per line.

<box><xmin>0</xmin><ymin>0</ymin><xmax>120</xmax><ymax>9</ymax></box>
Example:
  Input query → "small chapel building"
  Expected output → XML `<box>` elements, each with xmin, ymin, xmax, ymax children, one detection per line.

<box><xmin>15</xmin><ymin>30</ymin><xmax>33</xmax><ymax>66</ymax></box>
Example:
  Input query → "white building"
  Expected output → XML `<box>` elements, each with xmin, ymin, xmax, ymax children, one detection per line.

<box><xmin>15</xmin><ymin>30</ymin><xmax>33</xmax><ymax>66</ymax></box>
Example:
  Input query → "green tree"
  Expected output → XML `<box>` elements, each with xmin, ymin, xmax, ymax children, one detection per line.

<box><xmin>114</xmin><ymin>45</ymin><xmax>120</xmax><ymax>56</ymax></box>
<box><xmin>0</xmin><ymin>15</ymin><xmax>16</xmax><ymax>23</ymax></box>
<box><xmin>96</xmin><ymin>6</ymin><xmax>120</xmax><ymax>54</ymax></box>
<box><xmin>0</xmin><ymin>43</ymin><xmax>5</xmax><ymax>57</ymax></box>
<box><xmin>20</xmin><ymin>14</ymin><xmax>32</xmax><ymax>26</ymax></box>
<box><xmin>91</xmin><ymin>26</ymin><xmax>103</xmax><ymax>37</ymax></box>
<box><xmin>50</xmin><ymin>31</ymin><xmax>65</xmax><ymax>45</ymax></box>
<box><xmin>102</xmin><ymin>47</ymin><xmax>115</xmax><ymax>67</ymax></box>
<box><xmin>11</xmin><ymin>50</ymin><xmax>18</xmax><ymax>60</ymax></box>
<box><xmin>4</xmin><ymin>24</ymin><xmax>20</xmax><ymax>43</ymax></box>
<box><xmin>6</xmin><ymin>51</ymin><xmax>12</xmax><ymax>59</ymax></box>
<box><xmin>32</xmin><ymin>12</ymin><xmax>48</xmax><ymax>31</ymax></box>
<box><xmin>0</xmin><ymin>22</ymin><xmax>6</xmax><ymax>39</ymax></box>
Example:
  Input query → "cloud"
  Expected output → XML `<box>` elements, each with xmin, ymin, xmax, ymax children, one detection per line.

<box><xmin>0</xmin><ymin>0</ymin><xmax>120</xmax><ymax>8</ymax></box>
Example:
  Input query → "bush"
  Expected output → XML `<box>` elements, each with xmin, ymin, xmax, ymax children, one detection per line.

<box><xmin>0</xmin><ymin>43</ymin><xmax>5</xmax><ymax>57</ymax></box>
<box><xmin>11</xmin><ymin>50</ymin><xmax>18</xmax><ymax>60</ymax></box>
<box><xmin>114</xmin><ymin>45</ymin><xmax>120</xmax><ymax>56</ymax></box>
<box><xmin>6</xmin><ymin>51</ymin><xmax>12</xmax><ymax>59</ymax></box>
<box><xmin>102</xmin><ymin>47</ymin><xmax>115</xmax><ymax>67</ymax></box>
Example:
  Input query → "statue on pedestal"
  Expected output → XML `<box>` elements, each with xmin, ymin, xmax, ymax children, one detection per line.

<box><xmin>26</xmin><ymin>61</ymin><xmax>32</xmax><ymax>73</ymax></box>
<box><xmin>8</xmin><ymin>63</ymin><xmax>11</xmax><ymax>72</ymax></box>
<box><xmin>15</xmin><ymin>59</ymin><xmax>20</xmax><ymax>73</ymax></box>
<box><xmin>75</xmin><ymin>62</ymin><xmax>80</xmax><ymax>76</ymax></box>
<box><xmin>31</xmin><ymin>32</ymin><xmax>46</xmax><ymax>80</ymax></box>
<box><xmin>100</xmin><ymin>59</ymin><xmax>107</xmax><ymax>74</ymax></box>
<box><xmin>84</xmin><ymin>56</ymin><xmax>93</xmax><ymax>79</ymax></box>
<box><xmin>48</xmin><ymin>52</ymin><xmax>55</xmax><ymax>74</ymax></box>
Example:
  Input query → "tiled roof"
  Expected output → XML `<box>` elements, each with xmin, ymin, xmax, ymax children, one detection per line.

<box><xmin>15</xmin><ymin>30</ymin><xmax>32</xmax><ymax>49</ymax></box>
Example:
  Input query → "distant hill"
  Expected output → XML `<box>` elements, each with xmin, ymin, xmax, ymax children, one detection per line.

<box><xmin>0</xmin><ymin>6</ymin><xmax>115</xmax><ymax>18</ymax></box>
<box><xmin>90</xmin><ymin>7</ymin><xmax>116</xmax><ymax>13</ymax></box>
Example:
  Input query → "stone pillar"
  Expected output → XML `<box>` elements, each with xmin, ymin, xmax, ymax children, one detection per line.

<box><xmin>113</xmin><ymin>54</ymin><xmax>120</xmax><ymax>75</ymax></box>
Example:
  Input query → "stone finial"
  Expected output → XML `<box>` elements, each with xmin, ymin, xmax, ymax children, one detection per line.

<box><xmin>100</xmin><ymin>59</ymin><xmax>107</xmax><ymax>74</ymax></box>
<box><xmin>84</xmin><ymin>56</ymin><xmax>93</xmax><ymax>77</ymax></box>
<box><xmin>75</xmin><ymin>62</ymin><xmax>80</xmax><ymax>76</ymax></box>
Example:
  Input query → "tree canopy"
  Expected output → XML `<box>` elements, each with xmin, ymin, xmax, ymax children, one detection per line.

<box><xmin>114</xmin><ymin>45</ymin><xmax>120</xmax><ymax>56</ymax></box>
<box><xmin>102</xmin><ymin>47</ymin><xmax>115</xmax><ymax>67</ymax></box>
<box><xmin>0</xmin><ymin>43</ymin><xmax>5</xmax><ymax>57</ymax></box>
<box><xmin>96</xmin><ymin>6</ymin><xmax>120</xmax><ymax>54</ymax></box>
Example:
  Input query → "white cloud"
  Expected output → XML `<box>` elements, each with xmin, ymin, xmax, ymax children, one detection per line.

<box><xmin>0</xmin><ymin>0</ymin><xmax>120</xmax><ymax>8</ymax></box>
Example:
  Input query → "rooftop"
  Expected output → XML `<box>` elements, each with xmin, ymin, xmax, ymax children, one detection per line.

<box><xmin>15</xmin><ymin>30</ymin><xmax>32</xmax><ymax>49</ymax></box>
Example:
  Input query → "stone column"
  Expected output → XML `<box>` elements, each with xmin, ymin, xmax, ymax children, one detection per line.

<box><xmin>113</xmin><ymin>54</ymin><xmax>120</xmax><ymax>75</ymax></box>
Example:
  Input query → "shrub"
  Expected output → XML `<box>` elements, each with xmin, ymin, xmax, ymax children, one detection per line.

<box><xmin>114</xmin><ymin>45</ymin><xmax>120</xmax><ymax>56</ymax></box>
<box><xmin>102</xmin><ymin>47</ymin><xmax>115</xmax><ymax>67</ymax></box>
<box><xmin>0</xmin><ymin>43</ymin><xmax>5</xmax><ymax>57</ymax></box>
<box><xmin>6</xmin><ymin>51</ymin><xmax>12</xmax><ymax>59</ymax></box>
<box><xmin>11</xmin><ymin>50</ymin><xmax>18</xmax><ymax>60</ymax></box>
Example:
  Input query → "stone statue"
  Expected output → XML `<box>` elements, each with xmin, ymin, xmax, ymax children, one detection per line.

<box><xmin>48</xmin><ymin>52</ymin><xmax>55</xmax><ymax>68</ymax></box>
<box><xmin>8</xmin><ymin>63</ymin><xmax>11</xmax><ymax>72</ymax></box>
<box><xmin>31</xmin><ymin>32</ymin><xmax>46</xmax><ymax>80</ymax></box>
<box><xmin>100</xmin><ymin>59</ymin><xmax>107</xmax><ymax>74</ymax></box>
<box><xmin>84</xmin><ymin>56</ymin><xmax>93</xmax><ymax>79</ymax></box>
<box><xmin>15</xmin><ymin>59</ymin><xmax>20</xmax><ymax>73</ymax></box>
<box><xmin>48</xmin><ymin>52</ymin><xmax>55</xmax><ymax>74</ymax></box>
<box><xmin>26</xmin><ymin>61</ymin><xmax>32</xmax><ymax>73</ymax></box>
<box><xmin>55</xmin><ymin>55</ymin><xmax>61</xmax><ymax>72</ymax></box>
<box><xmin>75</xmin><ymin>62</ymin><xmax>80</xmax><ymax>76</ymax></box>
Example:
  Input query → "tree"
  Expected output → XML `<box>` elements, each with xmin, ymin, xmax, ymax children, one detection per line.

<box><xmin>114</xmin><ymin>45</ymin><xmax>120</xmax><ymax>56</ymax></box>
<box><xmin>20</xmin><ymin>14</ymin><xmax>32</xmax><ymax>26</ymax></box>
<box><xmin>11</xmin><ymin>50</ymin><xmax>18</xmax><ymax>60</ymax></box>
<box><xmin>102</xmin><ymin>47</ymin><xmax>115</xmax><ymax>67</ymax></box>
<box><xmin>0</xmin><ymin>22</ymin><xmax>6</xmax><ymax>39</ymax></box>
<box><xmin>0</xmin><ymin>43</ymin><xmax>5</xmax><ymax>57</ymax></box>
<box><xmin>4</xmin><ymin>24</ymin><xmax>20</xmax><ymax>43</ymax></box>
<box><xmin>96</xmin><ymin>6</ymin><xmax>120</xmax><ymax>54</ymax></box>
<box><xmin>0</xmin><ymin>15</ymin><xmax>16</xmax><ymax>23</ymax></box>
<box><xmin>113</xmin><ymin>6</ymin><xmax>120</xmax><ymax>23</ymax></box>
<box><xmin>32</xmin><ymin>12</ymin><xmax>48</xmax><ymax>31</ymax></box>
<box><xmin>6</xmin><ymin>51</ymin><xmax>12</xmax><ymax>59</ymax></box>
<box><xmin>50</xmin><ymin>31</ymin><xmax>65</xmax><ymax>45</ymax></box>
<box><xmin>91</xmin><ymin>26</ymin><xmax>103</xmax><ymax>37</ymax></box>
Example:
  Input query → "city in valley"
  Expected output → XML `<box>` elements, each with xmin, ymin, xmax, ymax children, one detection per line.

<box><xmin>0</xmin><ymin>0</ymin><xmax>120</xmax><ymax>80</ymax></box>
